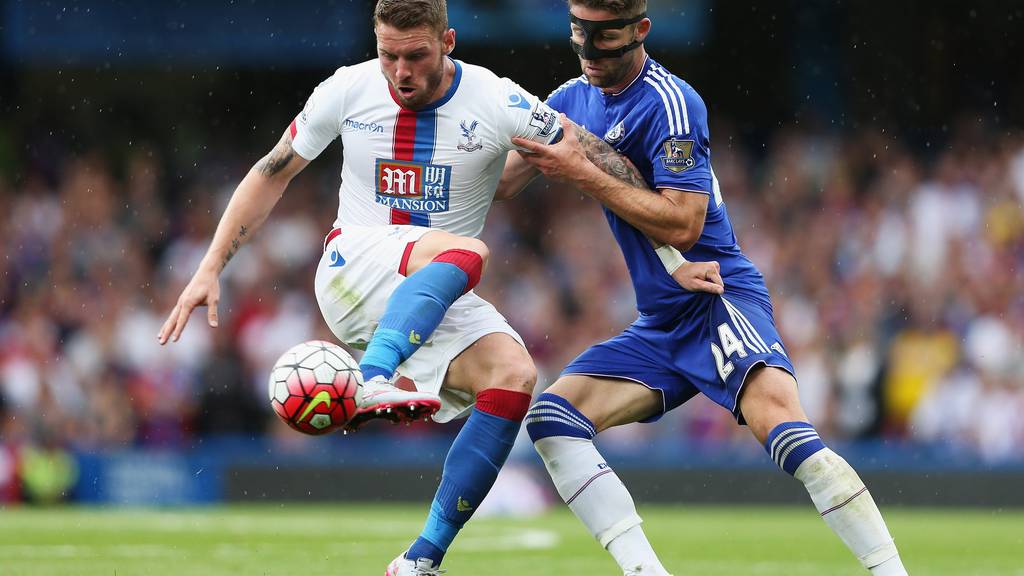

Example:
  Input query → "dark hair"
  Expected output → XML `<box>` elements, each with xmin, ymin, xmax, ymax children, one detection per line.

<box><xmin>567</xmin><ymin>0</ymin><xmax>646</xmax><ymax>18</ymax></box>
<box><xmin>374</xmin><ymin>0</ymin><xmax>449</xmax><ymax>36</ymax></box>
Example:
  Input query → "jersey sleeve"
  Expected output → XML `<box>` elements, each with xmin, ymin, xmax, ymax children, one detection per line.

<box><xmin>646</xmin><ymin>84</ymin><xmax>712</xmax><ymax>195</ymax></box>
<box><xmin>289</xmin><ymin>68</ymin><xmax>349</xmax><ymax>161</ymax></box>
<box><xmin>496</xmin><ymin>77</ymin><xmax>563</xmax><ymax>152</ymax></box>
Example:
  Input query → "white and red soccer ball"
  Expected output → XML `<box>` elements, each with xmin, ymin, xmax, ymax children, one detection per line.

<box><xmin>267</xmin><ymin>340</ymin><xmax>361</xmax><ymax>435</ymax></box>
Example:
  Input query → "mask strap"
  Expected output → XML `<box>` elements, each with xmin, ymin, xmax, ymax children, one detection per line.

<box><xmin>569</xmin><ymin>12</ymin><xmax>647</xmax><ymax>60</ymax></box>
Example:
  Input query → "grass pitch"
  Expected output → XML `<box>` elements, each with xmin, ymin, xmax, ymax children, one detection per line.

<box><xmin>0</xmin><ymin>504</ymin><xmax>1021</xmax><ymax>575</ymax></box>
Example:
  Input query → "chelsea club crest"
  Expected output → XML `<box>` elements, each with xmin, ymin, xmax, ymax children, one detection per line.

<box><xmin>604</xmin><ymin>120</ymin><xmax>625</xmax><ymax>144</ymax></box>
<box><xmin>457</xmin><ymin>120</ymin><xmax>483</xmax><ymax>152</ymax></box>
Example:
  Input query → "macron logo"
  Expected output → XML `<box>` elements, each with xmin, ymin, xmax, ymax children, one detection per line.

<box><xmin>343</xmin><ymin>118</ymin><xmax>384</xmax><ymax>134</ymax></box>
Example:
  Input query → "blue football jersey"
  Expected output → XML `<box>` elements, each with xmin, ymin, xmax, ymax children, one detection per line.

<box><xmin>546</xmin><ymin>56</ymin><xmax>768</xmax><ymax>325</ymax></box>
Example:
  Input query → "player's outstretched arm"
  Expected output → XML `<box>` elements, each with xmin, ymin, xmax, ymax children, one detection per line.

<box><xmin>157</xmin><ymin>129</ymin><xmax>310</xmax><ymax>344</ymax></box>
<box><xmin>513</xmin><ymin>115</ymin><xmax>706</xmax><ymax>251</ymax></box>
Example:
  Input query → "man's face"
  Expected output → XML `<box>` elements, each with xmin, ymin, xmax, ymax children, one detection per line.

<box><xmin>376</xmin><ymin>23</ymin><xmax>454</xmax><ymax>109</ymax></box>
<box><xmin>570</xmin><ymin>5</ymin><xmax>640</xmax><ymax>89</ymax></box>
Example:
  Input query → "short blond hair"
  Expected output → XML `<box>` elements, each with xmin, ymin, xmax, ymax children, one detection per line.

<box><xmin>374</xmin><ymin>0</ymin><xmax>449</xmax><ymax>36</ymax></box>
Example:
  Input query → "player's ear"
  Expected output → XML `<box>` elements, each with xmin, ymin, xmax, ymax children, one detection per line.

<box><xmin>634</xmin><ymin>18</ymin><xmax>651</xmax><ymax>43</ymax></box>
<box><xmin>443</xmin><ymin>28</ymin><xmax>456</xmax><ymax>55</ymax></box>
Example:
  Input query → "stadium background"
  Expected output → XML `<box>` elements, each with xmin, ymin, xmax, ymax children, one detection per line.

<box><xmin>1</xmin><ymin>0</ymin><xmax>1023</xmax><ymax>520</ymax></box>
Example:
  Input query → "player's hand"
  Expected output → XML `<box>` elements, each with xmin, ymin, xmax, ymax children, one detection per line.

<box><xmin>511</xmin><ymin>114</ymin><xmax>587</xmax><ymax>184</ymax></box>
<box><xmin>158</xmin><ymin>266</ymin><xmax>221</xmax><ymax>344</ymax></box>
<box><xmin>673</xmin><ymin>261</ymin><xmax>724</xmax><ymax>295</ymax></box>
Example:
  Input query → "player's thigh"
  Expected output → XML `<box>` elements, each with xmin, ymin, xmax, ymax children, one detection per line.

<box><xmin>545</xmin><ymin>374</ymin><xmax>664</xmax><ymax>433</ymax></box>
<box><xmin>738</xmin><ymin>365</ymin><xmax>809</xmax><ymax>445</ymax></box>
<box><xmin>670</xmin><ymin>292</ymin><xmax>798</xmax><ymax>423</ymax></box>
<box><xmin>315</xmin><ymin>225</ymin><xmax>430</xmax><ymax>345</ymax></box>
<box><xmin>443</xmin><ymin>332</ymin><xmax>536</xmax><ymax>396</ymax></box>
<box><xmin>406</xmin><ymin>230</ymin><xmax>489</xmax><ymax>275</ymax></box>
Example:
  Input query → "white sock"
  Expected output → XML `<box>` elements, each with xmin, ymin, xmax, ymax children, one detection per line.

<box><xmin>535</xmin><ymin>436</ymin><xmax>670</xmax><ymax>575</ymax></box>
<box><xmin>607</xmin><ymin>525</ymin><xmax>672</xmax><ymax>575</ymax></box>
<box><xmin>794</xmin><ymin>448</ymin><xmax>906</xmax><ymax>574</ymax></box>
<box><xmin>870</xmin><ymin>555</ymin><xmax>908</xmax><ymax>575</ymax></box>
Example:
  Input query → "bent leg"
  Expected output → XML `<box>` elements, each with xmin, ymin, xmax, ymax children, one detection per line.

<box><xmin>740</xmin><ymin>366</ymin><xmax>907</xmax><ymax>575</ymax></box>
<box><xmin>405</xmin><ymin>333</ymin><xmax>536</xmax><ymax>568</ymax></box>
<box><xmin>528</xmin><ymin>375</ymin><xmax>671</xmax><ymax>576</ymax></box>
<box><xmin>359</xmin><ymin>230</ymin><xmax>488</xmax><ymax>383</ymax></box>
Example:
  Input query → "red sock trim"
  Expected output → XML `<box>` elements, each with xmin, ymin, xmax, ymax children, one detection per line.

<box><xmin>397</xmin><ymin>241</ymin><xmax>417</xmax><ymax>276</ymax></box>
<box><xmin>475</xmin><ymin>389</ymin><xmax>531</xmax><ymax>421</ymax></box>
<box><xmin>433</xmin><ymin>248</ymin><xmax>483</xmax><ymax>293</ymax></box>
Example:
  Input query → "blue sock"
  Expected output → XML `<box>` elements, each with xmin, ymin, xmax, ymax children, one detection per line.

<box><xmin>359</xmin><ymin>261</ymin><xmax>469</xmax><ymax>381</ymax></box>
<box><xmin>525</xmin><ymin>392</ymin><xmax>596</xmax><ymax>442</ymax></box>
<box><xmin>406</xmin><ymin>390</ymin><xmax>529</xmax><ymax>565</ymax></box>
<box><xmin>764</xmin><ymin>421</ymin><xmax>827</xmax><ymax>476</ymax></box>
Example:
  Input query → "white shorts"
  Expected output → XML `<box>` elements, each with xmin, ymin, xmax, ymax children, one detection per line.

<box><xmin>313</xmin><ymin>225</ymin><xmax>524</xmax><ymax>422</ymax></box>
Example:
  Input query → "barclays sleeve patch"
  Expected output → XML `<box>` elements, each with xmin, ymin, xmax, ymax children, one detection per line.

<box><xmin>529</xmin><ymin>102</ymin><xmax>559</xmax><ymax>138</ymax></box>
<box><xmin>661</xmin><ymin>139</ymin><xmax>696</xmax><ymax>173</ymax></box>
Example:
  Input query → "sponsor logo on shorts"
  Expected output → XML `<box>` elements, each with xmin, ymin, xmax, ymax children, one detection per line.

<box><xmin>375</xmin><ymin>159</ymin><xmax>452</xmax><ymax>213</ymax></box>
<box><xmin>328</xmin><ymin>249</ymin><xmax>346</xmax><ymax>267</ymax></box>
<box><xmin>662</xmin><ymin>138</ymin><xmax>696</xmax><ymax>172</ymax></box>
<box><xmin>771</xmin><ymin>342</ymin><xmax>787</xmax><ymax>357</ymax></box>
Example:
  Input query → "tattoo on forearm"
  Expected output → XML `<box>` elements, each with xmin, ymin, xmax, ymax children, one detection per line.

<box><xmin>573</xmin><ymin>123</ymin><xmax>648</xmax><ymax>189</ymax></box>
<box><xmin>221</xmin><ymin>225</ymin><xmax>248</xmax><ymax>270</ymax></box>
<box><xmin>257</xmin><ymin>133</ymin><xmax>296</xmax><ymax>177</ymax></box>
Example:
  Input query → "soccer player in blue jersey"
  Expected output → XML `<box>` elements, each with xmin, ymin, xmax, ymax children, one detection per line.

<box><xmin>158</xmin><ymin>2</ymin><xmax>723</xmax><ymax>575</ymax></box>
<box><xmin>500</xmin><ymin>1</ymin><xmax>909</xmax><ymax>575</ymax></box>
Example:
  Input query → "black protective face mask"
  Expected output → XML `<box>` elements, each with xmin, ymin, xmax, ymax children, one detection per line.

<box><xmin>569</xmin><ymin>12</ymin><xmax>646</xmax><ymax>60</ymax></box>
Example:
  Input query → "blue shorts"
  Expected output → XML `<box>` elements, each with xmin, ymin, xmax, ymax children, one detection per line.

<box><xmin>561</xmin><ymin>291</ymin><xmax>796</xmax><ymax>423</ymax></box>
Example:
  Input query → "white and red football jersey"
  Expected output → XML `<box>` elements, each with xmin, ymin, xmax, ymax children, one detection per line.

<box><xmin>290</xmin><ymin>58</ymin><xmax>561</xmax><ymax>238</ymax></box>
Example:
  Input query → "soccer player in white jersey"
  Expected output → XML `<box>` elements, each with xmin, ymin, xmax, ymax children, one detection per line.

<box><xmin>157</xmin><ymin>1</ymin><xmax>722</xmax><ymax>574</ymax></box>
<box><xmin>497</xmin><ymin>1</ymin><xmax>910</xmax><ymax>575</ymax></box>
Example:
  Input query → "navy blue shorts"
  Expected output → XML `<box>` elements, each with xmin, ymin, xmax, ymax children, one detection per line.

<box><xmin>561</xmin><ymin>291</ymin><xmax>796</xmax><ymax>423</ymax></box>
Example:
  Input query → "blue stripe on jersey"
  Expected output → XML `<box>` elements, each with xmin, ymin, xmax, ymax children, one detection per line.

<box><xmin>413</xmin><ymin>109</ymin><xmax>436</xmax><ymax>163</ymax></box>
<box><xmin>411</xmin><ymin>108</ymin><xmax>436</xmax><ymax>227</ymax></box>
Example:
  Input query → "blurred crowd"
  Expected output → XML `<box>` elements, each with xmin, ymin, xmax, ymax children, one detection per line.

<box><xmin>1</xmin><ymin>119</ymin><xmax>1023</xmax><ymax>502</ymax></box>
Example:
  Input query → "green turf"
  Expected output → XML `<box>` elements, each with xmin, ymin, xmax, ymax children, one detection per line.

<box><xmin>0</xmin><ymin>504</ymin><xmax>1022</xmax><ymax>575</ymax></box>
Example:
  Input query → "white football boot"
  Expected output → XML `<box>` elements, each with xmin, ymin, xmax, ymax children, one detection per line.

<box><xmin>385</xmin><ymin>552</ymin><xmax>445</xmax><ymax>575</ymax></box>
<box><xmin>346</xmin><ymin>375</ymin><xmax>442</xmax><ymax>431</ymax></box>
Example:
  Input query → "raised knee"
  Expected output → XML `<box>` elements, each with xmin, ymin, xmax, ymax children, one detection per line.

<box><xmin>451</xmin><ymin>237</ymin><xmax>489</xmax><ymax>266</ymax></box>
<box><xmin>475</xmin><ymin>364</ymin><xmax>535</xmax><ymax>421</ymax></box>
<box><xmin>741</xmin><ymin>367</ymin><xmax>803</xmax><ymax>415</ymax></box>
<box><xmin>758</xmin><ymin>385</ymin><xmax>795</xmax><ymax>412</ymax></box>
<box><xmin>433</xmin><ymin>237</ymin><xmax>488</xmax><ymax>292</ymax></box>
<box><xmin>486</xmin><ymin>360</ymin><xmax>536</xmax><ymax>395</ymax></box>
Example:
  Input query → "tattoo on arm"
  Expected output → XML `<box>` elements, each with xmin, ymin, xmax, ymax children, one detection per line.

<box><xmin>573</xmin><ymin>122</ymin><xmax>649</xmax><ymax>190</ymax></box>
<box><xmin>256</xmin><ymin>132</ymin><xmax>296</xmax><ymax>177</ymax></box>
<box><xmin>221</xmin><ymin>225</ymin><xmax>249</xmax><ymax>270</ymax></box>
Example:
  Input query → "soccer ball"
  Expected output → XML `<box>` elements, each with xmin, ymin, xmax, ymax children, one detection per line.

<box><xmin>268</xmin><ymin>340</ymin><xmax>362</xmax><ymax>435</ymax></box>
